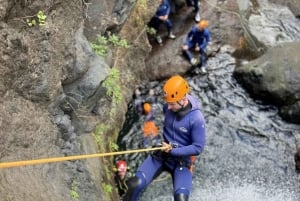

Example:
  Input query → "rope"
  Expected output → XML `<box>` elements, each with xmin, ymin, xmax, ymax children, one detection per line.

<box><xmin>0</xmin><ymin>147</ymin><xmax>164</xmax><ymax>169</ymax></box>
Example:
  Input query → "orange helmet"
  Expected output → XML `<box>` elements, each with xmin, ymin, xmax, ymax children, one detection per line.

<box><xmin>143</xmin><ymin>103</ymin><xmax>152</xmax><ymax>114</ymax></box>
<box><xmin>163</xmin><ymin>75</ymin><xmax>189</xmax><ymax>102</ymax></box>
<box><xmin>198</xmin><ymin>20</ymin><xmax>208</xmax><ymax>29</ymax></box>
<box><xmin>116</xmin><ymin>160</ymin><xmax>127</xmax><ymax>172</ymax></box>
<box><xmin>143</xmin><ymin>121</ymin><xmax>159</xmax><ymax>137</ymax></box>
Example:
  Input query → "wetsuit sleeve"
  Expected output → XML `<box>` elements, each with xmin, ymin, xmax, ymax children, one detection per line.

<box><xmin>185</xmin><ymin>28</ymin><xmax>194</xmax><ymax>44</ymax></box>
<box><xmin>170</xmin><ymin>111</ymin><xmax>206</xmax><ymax>156</ymax></box>
<box><xmin>162</xmin><ymin>0</ymin><xmax>171</xmax><ymax>15</ymax></box>
<box><xmin>200</xmin><ymin>29</ymin><xmax>210</xmax><ymax>50</ymax></box>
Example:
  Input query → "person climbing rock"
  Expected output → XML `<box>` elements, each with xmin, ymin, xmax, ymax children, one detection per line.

<box><xmin>182</xmin><ymin>19</ymin><xmax>210</xmax><ymax>74</ymax></box>
<box><xmin>123</xmin><ymin>75</ymin><xmax>206</xmax><ymax>201</ymax></box>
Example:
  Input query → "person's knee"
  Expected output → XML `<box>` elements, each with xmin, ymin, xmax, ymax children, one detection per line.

<box><xmin>122</xmin><ymin>172</ymin><xmax>146</xmax><ymax>201</ymax></box>
<box><xmin>174</xmin><ymin>193</ymin><xmax>189</xmax><ymax>201</ymax></box>
<box><xmin>127</xmin><ymin>173</ymin><xmax>145</xmax><ymax>190</ymax></box>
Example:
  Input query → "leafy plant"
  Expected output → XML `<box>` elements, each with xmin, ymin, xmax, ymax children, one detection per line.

<box><xmin>101</xmin><ymin>183</ymin><xmax>113</xmax><ymax>194</ymax></box>
<box><xmin>110</xmin><ymin>142</ymin><xmax>119</xmax><ymax>151</ymax></box>
<box><xmin>91</xmin><ymin>34</ymin><xmax>129</xmax><ymax>56</ymax></box>
<box><xmin>26</xmin><ymin>10</ymin><xmax>47</xmax><ymax>26</ymax></box>
<box><xmin>37</xmin><ymin>10</ymin><xmax>47</xmax><ymax>25</ymax></box>
<box><xmin>146</xmin><ymin>25</ymin><xmax>157</xmax><ymax>36</ymax></box>
<box><xmin>91</xmin><ymin>35</ymin><xmax>109</xmax><ymax>56</ymax></box>
<box><xmin>103</xmin><ymin>68</ymin><xmax>122</xmax><ymax>105</ymax></box>
<box><xmin>70</xmin><ymin>181</ymin><xmax>79</xmax><ymax>201</ymax></box>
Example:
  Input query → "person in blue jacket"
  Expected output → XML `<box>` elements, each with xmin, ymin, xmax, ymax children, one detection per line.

<box><xmin>123</xmin><ymin>75</ymin><xmax>206</xmax><ymax>201</ymax></box>
<box><xmin>182</xmin><ymin>19</ymin><xmax>210</xmax><ymax>74</ymax></box>
<box><xmin>149</xmin><ymin>0</ymin><xmax>176</xmax><ymax>44</ymax></box>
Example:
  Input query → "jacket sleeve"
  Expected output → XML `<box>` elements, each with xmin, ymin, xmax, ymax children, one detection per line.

<box><xmin>200</xmin><ymin>29</ymin><xmax>211</xmax><ymax>50</ymax></box>
<box><xmin>164</xmin><ymin>0</ymin><xmax>171</xmax><ymax>15</ymax></box>
<box><xmin>185</xmin><ymin>27</ymin><xmax>194</xmax><ymax>44</ymax></box>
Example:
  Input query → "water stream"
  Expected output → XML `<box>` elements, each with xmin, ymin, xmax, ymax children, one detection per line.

<box><xmin>117</xmin><ymin>50</ymin><xmax>300</xmax><ymax>201</ymax></box>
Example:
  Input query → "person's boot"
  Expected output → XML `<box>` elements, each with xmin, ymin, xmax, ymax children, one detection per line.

<box><xmin>168</xmin><ymin>32</ymin><xmax>176</xmax><ymax>39</ymax></box>
<box><xmin>156</xmin><ymin>35</ymin><xmax>163</xmax><ymax>44</ymax></box>
<box><xmin>200</xmin><ymin>66</ymin><xmax>207</xmax><ymax>73</ymax></box>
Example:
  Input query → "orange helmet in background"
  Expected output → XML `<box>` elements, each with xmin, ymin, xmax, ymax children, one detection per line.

<box><xmin>198</xmin><ymin>20</ymin><xmax>208</xmax><ymax>29</ymax></box>
<box><xmin>163</xmin><ymin>75</ymin><xmax>189</xmax><ymax>102</ymax></box>
<box><xmin>143</xmin><ymin>121</ymin><xmax>159</xmax><ymax>137</ymax></box>
<box><xmin>143</xmin><ymin>103</ymin><xmax>152</xmax><ymax>114</ymax></box>
<box><xmin>116</xmin><ymin>160</ymin><xmax>127</xmax><ymax>172</ymax></box>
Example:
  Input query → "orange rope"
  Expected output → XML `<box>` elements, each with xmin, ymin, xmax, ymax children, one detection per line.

<box><xmin>0</xmin><ymin>147</ymin><xmax>163</xmax><ymax>169</ymax></box>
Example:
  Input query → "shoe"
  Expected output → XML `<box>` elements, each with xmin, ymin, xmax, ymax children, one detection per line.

<box><xmin>195</xmin><ymin>11</ymin><xmax>201</xmax><ymax>22</ymax></box>
<box><xmin>200</xmin><ymin>67</ymin><xmax>207</xmax><ymax>73</ymax></box>
<box><xmin>168</xmin><ymin>32</ymin><xmax>176</xmax><ymax>39</ymax></box>
<box><xmin>190</xmin><ymin>58</ymin><xmax>198</xmax><ymax>66</ymax></box>
<box><xmin>156</xmin><ymin>36</ymin><xmax>162</xmax><ymax>44</ymax></box>
<box><xmin>193</xmin><ymin>68</ymin><xmax>200</xmax><ymax>74</ymax></box>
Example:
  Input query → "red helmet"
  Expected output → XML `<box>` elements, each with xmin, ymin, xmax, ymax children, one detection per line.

<box><xmin>116</xmin><ymin>160</ymin><xmax>127</xmax><ymax>172</ymax></box>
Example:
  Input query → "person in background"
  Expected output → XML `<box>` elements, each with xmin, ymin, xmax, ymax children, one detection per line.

<box><xmin>142</xmin><ymin>120</ymin><xmax>161</xmax><ymax>148</ymax></box>
<box><xmin>142</xmin><ymin>103</ymin><xmax>161</xmax><ymax>147</ymax></box>
<box><xmin>185</xmin><ymin>0</ymin><xmax>201</xmax><ymax>22</ymax></box>
<box><xmin>148</xmin><ymin>0</ymin><xmax>176</xmax><ymax>44</ymax></box>
<box><xmin>114</xmin><ymin>160</ymin><xmax>131</xmax><ymax>200</ymax></box>
<box><xmin>123</xmin><ymin>75</ymin><xmax>206</xmax><ymax>201</ymax></box>
<box><xmin>182</xmin><ymin>19</ymin><xmax>210</xmax><ymax>74</ymax></box>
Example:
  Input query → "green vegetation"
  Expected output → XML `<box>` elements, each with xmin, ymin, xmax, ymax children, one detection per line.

<box><xmin>101</xmin><ymin>182</ymin><xmax>113</xmax><ymax>194</ymax></box>
<box><xmin>70</xmin><ymin>181</ymin><xmax>79</xmax><ymax>201</ymax></box>
<box><xmin>91</xmin><ymin>34</ymin><xmax>129</xmax><ymax>56</ymax></box>
<box><xmin>146</xmin><ymin>25</ymin><xmax>157</xmax><ymax>36</ymax></box>
<box><xmin>26</xmin><ymin>10</ymin><xmax>47</xmax><ymax>26</ymax></box>
<box><xmin>90</xmin><ymin>35</ymin><xmax>109</xmax><ymax>56</ymax></box>
<box><xmin>109</xmin><ymin>141</ymin><xmax>119</xmax><ymax>151</ymax></box>
<box><xmin>103</xmin><ymin>68</ymin><xmax>122</xmax><ymax>105</ymax></box>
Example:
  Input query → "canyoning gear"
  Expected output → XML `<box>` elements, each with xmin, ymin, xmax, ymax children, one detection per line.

<box><xmin>143</xmin><ymin>103</ymin><xmax>152</xmax><ymax>115</ymax></box>
<box><xmin>125</xmin><ymin>156</ymin><xmax>193</xmax><ymax>201</ymax></box>
<box><xmin>183</xmin><ymin>21</ymin><xmax>210</xmax><ymax>68</ymax></box>
<box><xmin>163</xmin><ymin>94</ymin><xmax>205</xmax><ymax>157</ymax></box>
<box><xmin>174</xmin><ymin>193</ymin><xmax>189</xmax><ymax>201</ymax></box>
<box><xmin>142</xmin><ymin>121</ymin><xmax>161</xmax><ymax>148</ymax></box>
<box><xmin>124</xmin><ymin>92</ymin><xmax>206</xmax><ymax>201</ymax></box>
<box><xmin>198</xmin><ymin>19</ymin><xmax>208</xmax><ymax>29</ymax></box>
<box><xmin>143</xmin><ymin>121</ymin><xmax>159</xmax><ymax>137</ymax></box>
<box><xmin>163</xmin><ymin>75</ymin><xmax>190</xmax><ymax>102</ymax></box>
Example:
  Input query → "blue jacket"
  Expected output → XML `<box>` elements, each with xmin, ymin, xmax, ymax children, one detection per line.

<box><xmin>185</xmin><ymin>26</ymin><xmax>210</xmax><ymax>50</ymax></box>
<box><xmin>155</xmin><ymin>0</ymin><xmax>170</xmax><ymax>17</ymax></box>
<box><xmin>163</xmin><ymin>94</ymin><xmax>206</xmax><ymax>158</ymax></box>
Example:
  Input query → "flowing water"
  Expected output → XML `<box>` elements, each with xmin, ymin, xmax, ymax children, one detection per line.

<box><xmin>117</xmin><ymin>50</ymin><xmax>300</xmax><ymax>201</ymax></box>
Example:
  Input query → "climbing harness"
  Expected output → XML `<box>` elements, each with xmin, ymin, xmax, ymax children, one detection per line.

<box><xmin>0</xmin><ymin>146</ymin><xmax>164</xmax><ymax>169</ymax></box>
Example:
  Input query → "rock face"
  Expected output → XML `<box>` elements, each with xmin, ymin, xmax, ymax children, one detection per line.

<box><xmin>234</xmin><ymin>42</ymin><xmax>300</xmax><ymax>124</ymax></box>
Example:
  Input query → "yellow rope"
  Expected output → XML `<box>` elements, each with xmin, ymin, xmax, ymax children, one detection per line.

<box><xmin>0</xmin><ymin>147</ymin><xmax>164</xmax><ymax>169</ymax></box>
